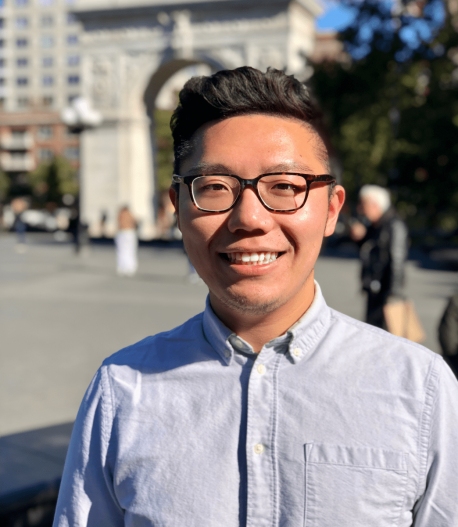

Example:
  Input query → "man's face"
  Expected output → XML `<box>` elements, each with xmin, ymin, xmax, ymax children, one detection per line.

<box><xmin>171</xmin><ymin>114</ymin><xmax>345</xmax><ymax>316</ymax></box>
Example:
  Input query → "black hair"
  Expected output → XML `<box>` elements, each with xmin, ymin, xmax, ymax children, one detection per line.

<box><xmin>170</xmin><ymin>66</ymin><xmax>330</xmax><ymax>176</ymax></box>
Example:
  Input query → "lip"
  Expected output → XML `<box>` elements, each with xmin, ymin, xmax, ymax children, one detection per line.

<box><xmin>217</xmin><ymin>250</ymin><xmax>286</xmax><ymax>274</ymax></box>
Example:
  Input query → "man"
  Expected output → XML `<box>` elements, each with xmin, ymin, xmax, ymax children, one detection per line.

<box><xmin>54</xmin><ymin>68</ymin><xmax>458</xmax><ymax>526</ymax></box>
<box><xmin>350</xmin><ymin>185</ymin><xmax>409</xmax><ymax>328</ymax></box>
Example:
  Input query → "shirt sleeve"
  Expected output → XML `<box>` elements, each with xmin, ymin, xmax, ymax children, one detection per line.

<box><xmin>53</xmin><ymin>366</ymin><xmax>124</xmax><ymax>527</ymax></box>
<box><xmin>412</xmin><ymin>357</ymin><xmax>458</xmax><ymax>525</ymax></box>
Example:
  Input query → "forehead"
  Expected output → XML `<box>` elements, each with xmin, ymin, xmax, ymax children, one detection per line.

<box><xmin>182</xmin><ymin>114</ymin><xmax>328</xmax><ymax>174</ymax></box>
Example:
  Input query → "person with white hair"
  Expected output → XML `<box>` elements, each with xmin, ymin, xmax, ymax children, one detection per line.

<box><xmin>350</xmin><ymin>184</ymin><xmax>408</xmax><ymax>328</ymax></box>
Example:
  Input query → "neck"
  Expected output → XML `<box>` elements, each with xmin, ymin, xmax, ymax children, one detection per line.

<box><xmin>209</xmin><ymin>273</ymin><xmax>316</xmax><ymax>353</ymax></box>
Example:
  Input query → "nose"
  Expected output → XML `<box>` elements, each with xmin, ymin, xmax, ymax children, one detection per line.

<box><xmin>226</xmin><ymin>186</ymin><xmax>275</xmax><ymax>234</ymax></box>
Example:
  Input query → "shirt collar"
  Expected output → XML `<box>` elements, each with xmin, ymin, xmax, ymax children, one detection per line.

<box><xmin>202</xmin><ymin>281</ymin><xmax>331</xmax><ymax>365</ymax></box>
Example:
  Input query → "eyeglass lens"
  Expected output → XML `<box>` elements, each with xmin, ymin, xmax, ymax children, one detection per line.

<box><xmin>191</xmin><ymin>175</ymin><xmax>308</xmax><ymax>212</ymax></box>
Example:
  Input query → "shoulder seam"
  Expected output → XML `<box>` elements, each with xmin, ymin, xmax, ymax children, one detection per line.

<box><xmin>415</xmin><ymin>354</ymin><xmax>442</xmax><ymax>501</ymax></box>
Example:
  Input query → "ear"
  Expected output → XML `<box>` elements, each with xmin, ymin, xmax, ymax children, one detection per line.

<box><xmin>169</xmin><ymin>186</ymin><xmax>181</xmax><ymax>231</ymax></box>
<box><xmin>324</xmin><ymin>185</ymin><xmax>345</xmax><ymax>237</ymax></box>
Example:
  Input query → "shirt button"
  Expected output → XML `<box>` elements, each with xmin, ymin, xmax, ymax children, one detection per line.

<box><xmin>234</xmin><ymin>339</ymin><xmax>244</xmax><ymax>349</ymax></box>
<box><xmin>256</xmin><ymin>364</ymin><xmax>266</xmax><ymax>375</ymax></box>
<box><xmin>254</xmin><ymin>443</ymin><xmax>265</xmax><ymax>455</ymax></box>
<box><xmin>224</xmin><ymin>349</ymin><xmax>231</xmax><ymax>358</ymax></box>
<box><xmin>293</xmin><ymin>348</ymin><xmax>301</xmax><ymax>357</ymax></box>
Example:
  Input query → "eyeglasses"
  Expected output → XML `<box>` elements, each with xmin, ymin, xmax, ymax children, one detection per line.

<box><xmin>172</xmin><ymin>173</ymin><xmax>336</xmax><ymax>213</ymax></box>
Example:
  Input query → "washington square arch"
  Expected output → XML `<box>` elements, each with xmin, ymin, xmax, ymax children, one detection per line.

<box><xmin>74</xmin><ymin>0</ymin><xmax>323</xmax><ymax>239</ymax></box>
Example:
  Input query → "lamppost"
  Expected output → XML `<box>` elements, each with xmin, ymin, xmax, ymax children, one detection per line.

<box><xmin>61</xmin><ymin>97</ymin><xmax>102</xmax><ymax>253</ymax></box>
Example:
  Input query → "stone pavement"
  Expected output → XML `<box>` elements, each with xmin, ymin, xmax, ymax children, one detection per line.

<box><xmin>1</xmin><ymin>233</ymin><xmax>456</xmax><ymax>438</ymax></box>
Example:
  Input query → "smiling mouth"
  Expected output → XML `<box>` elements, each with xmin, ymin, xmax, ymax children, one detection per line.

<box><xmin>220</xmin><ymin>251</ymin><xmax>284</xmax><ymax>266</ymax></box>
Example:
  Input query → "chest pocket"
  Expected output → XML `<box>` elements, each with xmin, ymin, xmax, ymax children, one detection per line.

<box><xmin>304</xmin><ymin>443</ymin><xmax>408</xmax><ymax>527</ymax></box>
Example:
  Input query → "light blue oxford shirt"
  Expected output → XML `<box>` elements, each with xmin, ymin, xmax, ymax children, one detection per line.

<box><xmin>54</xmin><ymin>283</ymin><xmax>458</xmax><ymax>526</ymax></box>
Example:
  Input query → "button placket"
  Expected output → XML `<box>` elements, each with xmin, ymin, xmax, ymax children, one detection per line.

<box><xmin>245</xmin><ymin>349</ymin><xmax>281</xmax><ymax>527</ymax></box>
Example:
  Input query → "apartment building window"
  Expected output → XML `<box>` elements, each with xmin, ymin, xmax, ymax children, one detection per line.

<box><xmin>16</xmin><ymin>77</ymin><xmax>28</xmax><ymax>86</ymax></box>
<box><xmin>39</xmin><ymin>148</ymin><xmax>53</xmax><ymax>161</ymax></box>
<box><xmin>0</xmin><ymin>40</ymin><xmax>5</xmax><ymax>48</ymax></box>
<box><xmin>16</xmin><ymin>17</ymin><xmax>28</xmax><ymax>29</ymax></box>
<box><xmin>64</xmin><ymin>146</ymin><xmax>79</xmax><ymax>160</ymax></box>
<box><xmin>0</xmin><ymin>18</ymin><xmax>5</xmax><ymax>29</ymax></box>
<box><xmin>38</xmin><ymin>125</ymin><xmax>53</xmax><ymax>139</ymax></box>
<box><xmin>0</xmin><ymin>59</ymin><xmax>5</xmax><ymax>68</ymax></box>
<box><xmin>68</xmin><ymin>75</ymin><xmax>79</xmax><ymax>85</ymax></box>
<box><xmin>67</xmin><ymin>14</ymin><xmax>77</xmax><ymax>25</ymax></box>
<box><xmin>17</xmin><ymin>97</ymin><xmax>29</xmax><ymax>107</ymax></box>
<box><xmin>42</xmin><ymin>56</ymin><xmax>53</xmax><ymax>67</ymax></box>
<box><xmin>15</xmin><ymin>0</ymin><xmax>29</xmax><ymax>6</ymax></box>
<box><xmin>0</xmin><ymin>98</ymin><xmax>5</xmax><ymax>109</ymax></box>
<box><xmin>43</xmin><ymin>95</ymin><xmax>53</xmax><ymax>107</ymax></box>
<box><xmin>39</xmin><ymin>0</ymin><xmax>54</xmax><ymax>5</ymax></box>
<box><xmin>67</xmin><ymin>95</ymin><xmax>78</xmax><ymax>104</ymax></box>
<box><xmin>16</xmin><ymin>38</ymin><xmax>28</xmax><ymax>48</ymax></box>
<box><xmin>41</xmin><ymin>35</ymin><xmax>54</xmax><ymax>48</ymax></box>
<box><xmin>42</xmin><ymin>75</ymin><xmax>53</xmax><ymax>86</ymax></box>
<box><xmin>66</xmin><ymin>35</ymin><xmax>78</xmax><ymax>46</ymax></box>
<box><xmin>12</xmin><ymin>130</ymin><xmax>26</xmax><ymax>138</ymax></box>
<box><xmin>41</xmin><ymin>15</ymin><xmax>53</xmax><ymax>27</ymax></box>
<box><xmin>0</xmin><ymin>78</ymin><xmax>5</xmax><ymax>86</ymax></box>
<box><xmin>17</xmin><ymin>58</ymin><xmax>28</xmax><ymax>67</ymax></box>
<box><xmin>67</xmin><ymin>54</ymin><xmax>79</xmax><ymax>67</ymax></box>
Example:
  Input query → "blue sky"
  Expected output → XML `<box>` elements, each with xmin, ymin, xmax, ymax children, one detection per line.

<box><xmin>316</xmin><ymin>1</ymin><xmax>357</xmax><ymax>32</ymax></box>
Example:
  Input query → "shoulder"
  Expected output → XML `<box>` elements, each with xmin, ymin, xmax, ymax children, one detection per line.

<box><xmin>102</xmin><ymin>311</ymin><xmax>206</xmax><ymax>371</ymax></box>
<box><xmin>326</xmin><ymin>308</ymin><xmax>439</xmax><ymax>386</ymax></box>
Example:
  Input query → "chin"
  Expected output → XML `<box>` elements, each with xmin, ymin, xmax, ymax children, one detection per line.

<box><xmin>216</xmin><ymin>288</ymin><xmax>285</xmax><ymax>316</ymax></box>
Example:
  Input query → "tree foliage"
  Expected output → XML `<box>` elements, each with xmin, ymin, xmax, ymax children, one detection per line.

<box><xmin>155</xmin><ymin>109</ymin><xmax>175</xmax><ymax>192</ymax></box>
<box><xmin>312</xmin><ymin>0</ymin><xmax>458</xmax><ymax>232</ymax></box>
<box><xmin>27</xmin><ymin>155</ymin><xmax>78</xmax><ymax>205</ymax></box>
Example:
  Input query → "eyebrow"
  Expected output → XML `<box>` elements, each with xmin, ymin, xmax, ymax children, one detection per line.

<box><xmin>186</xmin><ymin>161</ymin><xmax>317</xmax><ymax>175</ymax></box>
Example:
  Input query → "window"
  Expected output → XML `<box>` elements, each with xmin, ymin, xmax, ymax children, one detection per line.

<box><xmin>66</xmin><ymin>35</ymin><xmax>78</xmax><ymax>46</ymax></box>
<box><xmin>42</xmin><ymin>95</ymin><xmax>53</xmax><ymax>107</ymax></box>
<box><xmin>16</xmin><ymin>38</ymin><xmax>28</xmax><ymax>48</ymax></box>
<box><xmin>67</xmin><ymin>13</ymin><xmax>77</xmax><ymax>25</ymax></box>
<box><xmin>39</xmin><ymin>148</ymin><xmax>53</xmax><ymax>161</ymax></box>
<box><xmin>39</xmin><ymin>0</ymin><xmax>54</xmax><ymax>5</ymax></box>
<box><xmin>42</xmin><ymin>75</ymin><xmax>53</xmax><ymax>86</ymax></box>
<box><xmin>16</xmin><ymin>17</ymin><xmax>28</xmax><ymax>29</ymax></box>
<box><xmin>16</xmin><ymin>58</ymin><xmax>28</xmax><ymax>67</ymax></box>
<box><xmin>38</xmin><ymin>125</ymin><xmax>53</xmax><ymax>139</ymax></box>
<box><xmin>17</xmin><ymin>97</ymin><xmax>28</xmax><ymax>107</ymax></box>
<box><xmin>64</xmin><ymin>146</ymin><xmax>79</xmax><ymax>160</ymax></box>
<box><xmin>41</xmin><ymin>15</ymin><xmax>53</xmax><ymax>27</ymax></box>
<box><xmin>0</xmin><ymin>40</ymin><xmax>5</xmax><ymax>48</ymax></box>
<box><xmin>68</xmin><ymin>75</ymin><xmax>79</xmax><ymax>85</ymax></box>
<box><xmin>0</xmin><ymin>18</ymin><xmax>5</xmax><ymax>29</ymax></box>
<box><xmin>0</xmin><ymin>78</ymin><xmax>5</xmax><ymax>86</ymax></box>
<box><xmin>16</xmin><ymin>77</ymin><xmax>28</xmax><ymax>86</ymax></box>
<box><xmin>0</xmin><ymin>59</ymin><xmax>5</xmax><ymax>68</ymax></box>
<box><xmin>67</xmin><ymin>94</ymin><xmax>78</xmax><ymax>104</ymax></box>
<box><xmin>41</xmin><ymin>35</ymin><xmax>54</xmax><ymax>48</ymax></box>
<box><xmin>0</xmin><ymin>98</ymin><xmax>5</xmax><ymax>109</ymax></box>
<box><xmin>15</xmin><ymin>0</ymin><xmax>29</xmax><ymax>6</ymax></box>
<box><xmin>67</xmin><ymin>54</ymin><xmax>79</xmax><ymax>67</ymax></box>
<box><xmin>12</xmin><ymin>130</ymin><xmax>26</xmax><ymax>138</ymax></box>
<box><xmin>42</xmin><ymin>56</ymin><xmax>53</xmax><ymax>67</ymax></box>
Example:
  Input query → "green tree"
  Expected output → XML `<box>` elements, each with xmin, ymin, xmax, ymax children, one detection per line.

<box><xmin>155</xmin><ymin>109</ymin><xmax>175</xmax><ymax>192</ymax></box>
<box><xmin>0</xmin><ymin>169</ymin><xmax>10</xmax><ymax>202</ymax></box>
<box><xmin>312</xmin><ymin>0</ymin><xmax>458</xmax><ymax>232</ymax></box>
<box><xmin>27</xmin><ymin>155</ymin><xmax>79</xmax><ymax>205</ymax></box>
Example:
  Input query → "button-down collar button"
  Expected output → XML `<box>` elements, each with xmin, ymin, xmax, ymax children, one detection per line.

<box><xmin>256</xmin><ymin>364</ymin><xmax>266</xmax><ymax>375</ymax></box>
<box><xmin>254</xmin><ymin>443</ymin><xmax>265</xmax><ymax>455</ymax></box>
<box><xmin>224</xmin><ymin>349</ymin><xmax>231</xmax><ymax>358</ymax></box>
<box><xmin>234</xmin><ymin>339</ymin><xmax>244</xmax><ymax>349</ymax></box>
<box><xmin>293</xmin><ymin>347</ymin><xmax>301</xmax><ymax>357</ymax></box>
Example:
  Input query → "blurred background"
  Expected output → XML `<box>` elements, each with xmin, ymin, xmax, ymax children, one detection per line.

<box><xmin>1</xmin><ymin>0</ymin><xmax>458</xmax><ymax>525</ymax></box>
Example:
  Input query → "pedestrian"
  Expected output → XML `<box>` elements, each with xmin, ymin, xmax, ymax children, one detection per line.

<box><xmin>11</xmin><ymin>197</ymin><xmax>28</xmax><ymax>254</ymax></box>
<box><xmin>54</xmin><ymin>67</ymin><xmax>458</xmax><ymax>526</ymax></box>
<box><xmin>350</xmin><ymin>185</ymin><xmax>409</xmax><ymax>328</ymax></box>
<box><xmin>115</xmin><ymin>206</ymin><xmax>137</xmax><ymax>276</ymax></box>
<box><xmin>438</xmin><ymin>292</ymin><xmax>458</xmax><ymax>378</ymax></box>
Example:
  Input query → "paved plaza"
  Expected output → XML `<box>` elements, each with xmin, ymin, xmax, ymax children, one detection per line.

<box><xmin>1</xmin><ymin>233</ymin><xmax>456</xmax><ymax>438</ymax></box>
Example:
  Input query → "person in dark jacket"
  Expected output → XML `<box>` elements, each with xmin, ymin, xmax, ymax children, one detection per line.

<box><xmin>350</xmin><ymin>185</ymin><xmax>409</xmax><ymax>329</ymax></box>
<box><xmin>438</xmin><ymin>293</ymin><xmax>458</xmax><ymax>378</ymax></box>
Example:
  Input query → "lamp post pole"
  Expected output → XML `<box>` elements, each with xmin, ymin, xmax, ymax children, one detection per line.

<box><xmin>61</xmin><ymin>97</ymin><xmax>102</xmax><ymax>253</ymax></box>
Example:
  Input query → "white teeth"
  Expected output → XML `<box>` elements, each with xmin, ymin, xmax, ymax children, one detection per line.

<box><xmin>226</xmin><ymin>252</ymin><xmax>279</xmax><ymax>265</ymax></box>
